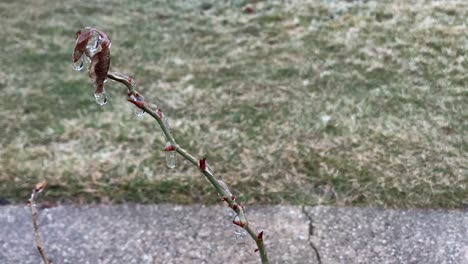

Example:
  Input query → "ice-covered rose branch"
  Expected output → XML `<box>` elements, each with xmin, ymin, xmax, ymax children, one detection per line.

<box><xmin>72</xmin><ymin>27</ymin><xmax>269</xmax><ymax>264</ymax></box>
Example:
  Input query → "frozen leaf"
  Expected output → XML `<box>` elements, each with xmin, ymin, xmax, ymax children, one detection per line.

<box><xmin>73</xmin><ymin>27</ymin><xmax>111</xmax><ymax>96</ymax></box>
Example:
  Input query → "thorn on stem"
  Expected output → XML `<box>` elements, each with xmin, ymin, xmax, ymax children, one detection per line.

<box><xmin>165</xmin><ymin>145</ymin><xmax>175</xmax><ymax>151</ymax></box>
<box><xmin>255</xmin><ymin>248</ymin><xmax>259</xmax><ymax>253</ymax></box>
<box><xmin>233</xmin><ymin>219</ymin><xmax>245</xmax><ymax>227</ymax></box>
<box><xmin>257</xmin><ymin>231</ymin><xmax>263</xmax><ymax>241</ymax></box>
<box><xmin>232</xmin><ymin>204</ymin><xmax>238</xmax><ymax>210</ymax></box>
<box><xmin>199</xmin><ymin>158</ymin><xmax>207</xmax><ymax>171</ymax></box>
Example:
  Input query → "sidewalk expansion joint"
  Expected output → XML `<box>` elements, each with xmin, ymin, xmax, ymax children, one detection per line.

<box><xmin>302</xmin><ymin>205</ymin><xmax>322</xmax><ymax>264</ymax></box>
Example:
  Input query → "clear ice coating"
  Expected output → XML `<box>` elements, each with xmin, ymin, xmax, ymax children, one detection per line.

<box><xmin>234</xmin><ymin>225</ymin><xmax>248</xmax><ymax>247</ymax></box>
<box><xmin>94</xmin><ymin>91</ymin><xmax>107</xmax><ymax>106</ymax></box>
<box><xmin>165</xmin><ymin>142</ymin><xmax>176</xmax><ymax>169</ymax></box>
<box><xmin>72</xmin><ymin>56</ymin><xmax>84</xmax><ymax>71</ymax></box>
<box><xmin>206</xmin><ymin>162</ymin><xmax>214</xmax><ymax>174</ymax></box>
<box><xmin>131</xmin><ymin>93</ymin><xmax>145</xmax><ymax>116</ymax></box>
<box><xmin>86</xmin><ymin>31</ymin><xmax>102</xmax><ymax>57</ymax></box>
<box><xmin>135</xmin><ymin>108</ymin><xmax>145</xmax><ymax>117</ymax></box>
<box><xmin>161</xmin><ymin>113</ymin><xmax>171</xmax><ymax>132</ymax></box>
<box><xmin>217</xmin><ymin>180</ymin><xmax>233</xmax><ymax>197</ymax></box>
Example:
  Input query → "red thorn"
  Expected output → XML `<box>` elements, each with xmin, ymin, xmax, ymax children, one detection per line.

<box><xmin>232</xmin><ymin>204</ymin><xmax>238</xmax><ymax>210</ymax></box>
<box><xmin>233</xmin><ymin>220</ymin><xmax>244</xmax><ymax>227</ymax></box>
<box><xmin>165</xmin><ymin>145</ymin><xmax>175</xmax><ymax>151</ymax></box>
<box><xmin>245</xmin><ymin>6</ymin><xmax>253</xmax><ymax>14</ymax></box>
<box><xmin>231</xmin><ymin>195</ymin><xmax>236</xmax><ymax>201</ymax></box>
<box><xmin>199</xmin><ymin>158</ymin><xmax>206</xmax><ymax>171</ymax></box>
<box><xmin>257</xmin><ymin>231</ymin><xmax>263</xmax><ymax>241</ymax></box>
<box><xmin>254</xmin><ymin>248</ymin><xmax>259</xmax><ymax>253</ymax></box>
<box><xmin>221</xmin><ymin>196</ymin><xmax>228</xmax><ymax>202</ymax></box>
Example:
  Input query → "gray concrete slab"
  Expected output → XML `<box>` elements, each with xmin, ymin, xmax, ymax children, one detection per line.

<box><xmin>0</xmin><ymin>205</ymin><xmax>314</xmax><ymax>264</ymax></box>
<box><xmin>305</xmin><ymin>206</ymin><xmax>468</xmax><ymax>264</ymax></box>
<box><xmin>1</xmin><ymin>205</ymin><xmax>467</xmax><ymax>264</ymax></box>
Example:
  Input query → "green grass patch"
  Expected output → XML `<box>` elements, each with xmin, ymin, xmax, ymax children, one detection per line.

<box><xmin>0</xmin><ymin>0</ymin><xmax>466</xmax><ymax>209</ymax></box>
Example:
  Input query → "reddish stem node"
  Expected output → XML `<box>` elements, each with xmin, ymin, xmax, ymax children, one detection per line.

<box><xmin>199</xmin><ymin>158</ymin><xmax>207</xmax><ymax>171</ymax></box>
<box><xmin>165</xmin><ymin>145</ymin><xmax>175</xmax><ymax>151</ymax></box>
<box><xmin>233</xmin><ymin>219</ymin><xmax>245</xmax><ymax>227</ymax></box>
<box><xmin>127</xmin><ymin>98</ymin><xmax>145</xmax><ymax>108</ymax></box>
<box><xmin>155</xmin><ymin>108</ymin><xmax>163</xmax><ymax>118</ymax></box>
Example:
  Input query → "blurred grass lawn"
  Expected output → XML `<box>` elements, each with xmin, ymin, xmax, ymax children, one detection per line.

<box><xmin>0</xmin><ymin>0</ymin><xmax>466</xmax><ymax>208</ymax></box>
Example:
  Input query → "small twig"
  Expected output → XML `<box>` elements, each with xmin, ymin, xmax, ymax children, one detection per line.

<box><xmin>28</xmin><ymin>181</ymin><xmax>50</xmax><ymax>264</ymax></box>
<box><xmin>108</xmin><ymin>72</ymin><xmax>269</xmax><ymax>263</ymax></box>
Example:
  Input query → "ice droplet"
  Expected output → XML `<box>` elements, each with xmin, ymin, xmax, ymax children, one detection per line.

<box><xmin>218</xmin><ymin>180</ymin><xmax>232</xmax><ymax>197</ymax></box>
<box><xmin>94</xmin><ymin>91</ymin><xmax>107</xmax><ymax>106</ymax></box>
<box><xmin>165</xmin><ymin>142</ymin><xmax>176</xmax><ymax>169</ymax></box>
<box><xmin>72</xmin><ymin>56</ymin><xmax>84</xmax><ymax>71</ymax></box>
<box><xmin>234</xmin><ymin>225</ymin><xmax>248</xmax><ymax>247</ymax></box>
<box><xmin>131</xmin><ymin>93</ymin><xmax>145</xmax><ymax>116</ymax></box>
<box><xmin>135</xmin><ymin>108</ymin><xmax>145</xmax><ymax>117</ymax></box>
<box><xmin>86</xmin><ymin>31</ymin><xmax>102</xmax><ymax>57</ymax></box>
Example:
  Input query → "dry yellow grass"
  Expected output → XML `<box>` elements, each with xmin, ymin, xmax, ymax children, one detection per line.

<box><xmin>0</xmin><ymin>0</ymin><xmax>466</xmax><ymax>208</ymax></box>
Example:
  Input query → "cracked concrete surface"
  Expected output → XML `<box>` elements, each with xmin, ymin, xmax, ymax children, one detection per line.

<box><xmin>305</xmin><ymin>206</ymin><xmax>468</xmax><ymax>264</ymax></box>
<box><xmin>0</xmin><ymin>205</ymin><xmax>316</xmax><ymax>264</ymax></box>
<box><xmin>302</xmin><ymin>206</ymin><xmax>322</xmax><ymax>264</ymax></box>
<box><xmin>1</xmin><ymin>205</ymin><xmax>467</xmax><ymax>263</ymax></box>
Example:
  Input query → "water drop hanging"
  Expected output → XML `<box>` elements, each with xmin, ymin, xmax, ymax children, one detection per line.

<box><xmin>94</xmin><ymin>90</ymin><xmax>107</xmax><ymax>106</ymax></box>
<box><xmin>72</xmin><ymin>56</ymin><xmax>84</xmax><ymax>71</ymax></box>
<box><xmin>165</xmin><ymin>142</ymin><xmax>176</xmax><ymax>169</ymax></box>
<box><xmin>135</xmin><ymin>108</ymin><xmax>145</xmax><ymax>117</ymax></box>
<box><xmin>234</xmin><ymin>225</ymin><xmax>248</xmax><ymax>247</ymax></box>
<box><xmin>130</xmin><ymin>93</ymin><xmax>145</xmax><ymax>116</ymax></box>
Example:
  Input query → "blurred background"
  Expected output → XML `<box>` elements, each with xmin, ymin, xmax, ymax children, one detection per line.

<box><xmin>0</xmin><ymin>0</ymin><xmax>466</xmax><ymax>208</ymax></box>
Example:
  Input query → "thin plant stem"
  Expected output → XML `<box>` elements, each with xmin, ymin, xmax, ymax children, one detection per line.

<box><xmin>28</xmin><ymin>181</ymin><xmax>50</xmax><ymax>264</ymax></box>
<box><xmin>107</xmin><ymin>71</ymin><xmax>269</xmax><ymax>263</ymax></box>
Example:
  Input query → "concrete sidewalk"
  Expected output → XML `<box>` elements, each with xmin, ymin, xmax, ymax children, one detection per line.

<box><xmin>0</xmin><ymin>205</ymin><xmax>466</xmax><ymax>264</ymax></box>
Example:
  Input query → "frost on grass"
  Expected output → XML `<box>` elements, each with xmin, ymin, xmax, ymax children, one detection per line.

<box><xmin>0</xmin><ymin>0</ymin><xmax>466</xmax><ymax>207</ymax></box>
